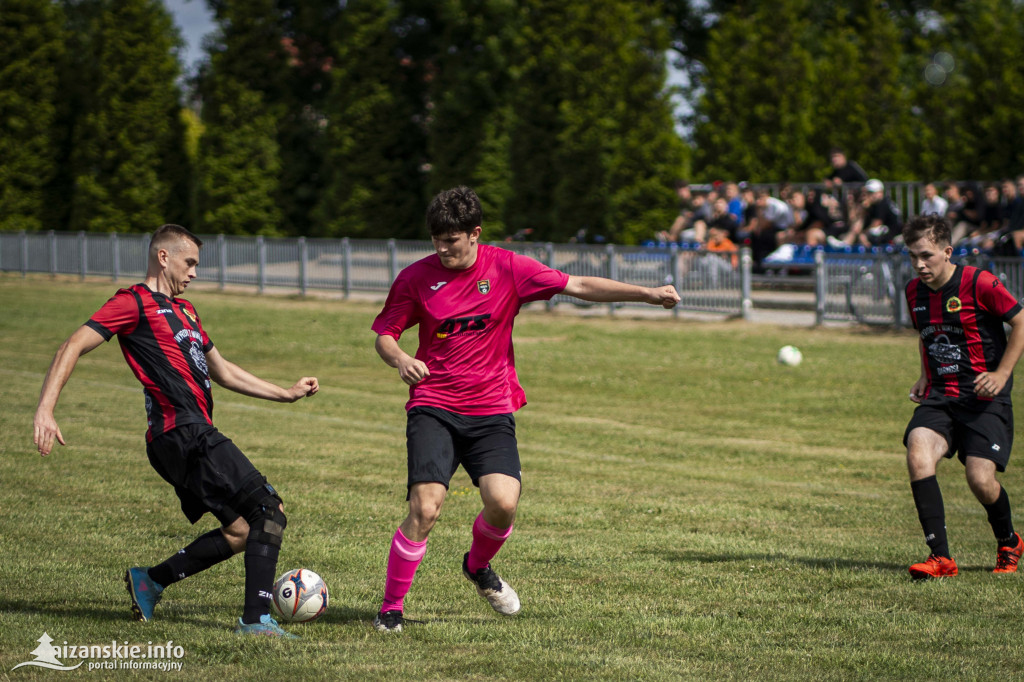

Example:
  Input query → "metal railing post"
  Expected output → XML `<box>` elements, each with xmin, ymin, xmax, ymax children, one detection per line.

<box><xmin>606</xmin><ymin>244</ymin><xmax>617</xmax><ymax>315</ymax></box>
<box><xmin>545</xmin><ymin>243</ymin><xmax>556</xmax><ymax>311</ymax></box>
<box><xmin>20</xmin><ymin>230</ymin><xmax>28</xmax><ymax>277</ymax></box>
<box><xmin>257</xmin><ymin>236</ymin><xmax>266</xmax><ymax>293</ymax></box>
<box><xmin>298</xmin><ymin>236</ymin><xmax>308</xmax><ymax>296</ymax></box>
<box><xmin>111</xmin><ymin>232</ymin><xmax>120</xmax><ymax>281</ymax></box>
<box><xmin>79</xmin><ymin>231</ymin><xmax>87</xmax><ymax>280</ymax></box>
<box><xmin>218</xmin><ymin>234</ymin><xmax>227</xmax><ymax>289</ymax></box>
<box><xmin>740</xmin><ymin>247</ymin><xmax>753</xmax><ymax>320</ymax></box>
<box><xmin>342</xmin><ymin>237</ymin><xmax>351</xmax><ymax>297</ymax></box>
<box><xmin>814</xmin><ymin>249</ymin><xmax>826</xmax><ymax>326</ymax></box>
<box><xmin>49</xmin><ymin>230</ymin><xmax>57</xmax><ymax>276</ymax></box>
<box><xmin>387</xmin><ymin>239</ymin><xmax>398</xmax><ymax>284</ymax></box>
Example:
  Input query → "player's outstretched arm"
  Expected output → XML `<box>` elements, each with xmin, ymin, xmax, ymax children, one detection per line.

<box><xmin>562</xmin><ymin>276</ymin><xmax>680</xmax><ymax>309</ymax></box>
<box><xmin>34</xmin><ymin>325</ymin><xmax>106</xmax><ymax>456</ymax></box>
<box><xmin>975</xmin><ymin>310</ymin><xmax>1024</xmax><ymax>398</ymax></box>
<box><xmin>205</xmin><ymin>347</ymin><xmax>318</xmax><ymax>403</ymax></box>
<box><xmin>375</xmin><ymin>334</ymin><xmax>429</xmax><ymax>386</ymax></box>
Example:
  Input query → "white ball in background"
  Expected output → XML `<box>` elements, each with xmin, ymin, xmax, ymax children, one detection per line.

<box><xmin>777</xmin><ymin>345</ymin><xmax>803</xmax><ymax>367</ymax></box>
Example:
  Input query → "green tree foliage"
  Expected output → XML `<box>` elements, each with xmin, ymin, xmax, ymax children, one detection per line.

<box><xmin>505</xmin><ymin>0</ymin><xmax>686</xmax><ymax>243</ymax></box>
<box><xmin>199</xmin><ymin>0</ymin><xmax>338</xmax><ymax>236</ymax></box>
<box><xmin>907</xmin><ymin>0</ymin><xmax>1024</xmax><ymax>179</ymax></box>
<box><xmin>691</xmin><ymin>0</ymin><xmax>818</xmax><ymax>181</ymax></box>
<box><xmin>0</xmin><ymin>0</ymin><xmax>66</xmax><ymax>231</ymax></box>
<box><xmin>313</xmin><ymin>0</ymin><xmax>427</xmax><ymax>239</ymax></box>
<box><xmin>197</xmin><ymin>81</ymin><xmax>282</xmax><ymax>235</ymax></box>
<box><xmin>66</xmin><ymin>0</ymin><xmax>189</xmax><ymax>233</ymax></box>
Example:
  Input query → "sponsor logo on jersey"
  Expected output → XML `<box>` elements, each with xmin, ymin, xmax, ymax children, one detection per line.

<box><xmin>477</xmin><ymin>280</ymin><xmax>490</xmax><ymax>294</ymax></box>
<box><xmin>157</xmin><ymin>308</ymin><xmax>174</xmax><ymax>315</ymax></box>
<box><xmin>946</xmin><ymin>296</ymin><xmax>962</xmax><ymax>313</ymax></box>
<box><xmin>435</xmin><ymin>314</ymin><xmax>491</xmax><ymax>338</ymax></box>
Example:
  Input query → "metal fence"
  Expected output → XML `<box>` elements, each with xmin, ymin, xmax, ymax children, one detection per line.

<box><xmin>0</xmin><ymin>231</ymin><xmax>753</xmax><ymax>318</ymax></box>
<box><xmin>13</xmin><ymin>231</ymin><xmax>1021</xmax><ymax>327</ymax></box>
<box><xmin>815</xmin><ymin>249</ymin><xmax>1024</xmax><ymax>326</ymax></box>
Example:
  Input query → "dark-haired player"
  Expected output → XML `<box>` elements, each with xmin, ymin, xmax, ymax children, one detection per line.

<box><xmin>33</xmin><ymin>224</ymin><xmax>319</xmax><ymax>636</ymax></box>
<box><xmin>902</xmin><ymin>214</ymin><xmax>1024</xmax><ymax>578</ymax></box>
<box><xmin>370</xmin><ymin>186</ymin><xmax>680</xmax><ymax>632</ymax></box>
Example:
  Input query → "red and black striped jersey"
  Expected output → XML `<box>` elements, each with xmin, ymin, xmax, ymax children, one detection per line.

<box><xmin>905</xmin><ymin>264</ymin><xmax>1022</xmax><ymax>406</ymax></box>
<box><xmin>85</xmin><ymin>284</ymin><xmax>215</xmax><ymax>441</ymax></box>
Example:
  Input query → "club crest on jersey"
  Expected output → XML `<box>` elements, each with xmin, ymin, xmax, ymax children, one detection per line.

<box><xmin>182</xmin><ymin>306</ymin><xmax>197</xmax><ymax>324</ymax></box>
<box><xmin>946</xmin><ymin>296</ymin><xmax>962</xmax><ymax>313</ymax></box>
<box><xmin>477</xmin><ymin>279</ymin><xmax>490</xmax><ymax>294</ymax></box>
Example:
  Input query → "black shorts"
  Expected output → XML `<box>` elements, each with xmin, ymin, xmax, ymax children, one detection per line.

<box><xmin>904</xmin><ymin>402</ymin><xmax>1014</xmax><ymax>471</ymax></box>
<box><xmin>146</xmin><ymin>423</ymin><xmax>262</xmax><ymax>525</ymax></box>
<box><xmin>405</xmin><ymin>406</ymin><xmax>521</xmax><ymax>495</ymax></box>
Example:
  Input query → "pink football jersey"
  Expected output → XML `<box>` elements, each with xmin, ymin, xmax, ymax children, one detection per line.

<box><xmin>372</xmin><ymin>244</ymin><xmax>569</xmax><ymax>415</ymax></box>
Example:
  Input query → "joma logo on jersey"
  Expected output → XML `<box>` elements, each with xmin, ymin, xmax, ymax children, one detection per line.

<box><xmin>435</xmin><ymin>314</ymin><xmax>491</xmax><ymax>338</ymax></box>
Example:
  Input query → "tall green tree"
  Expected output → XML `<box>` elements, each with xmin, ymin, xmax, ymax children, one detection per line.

<box><xmin>197</xmin><ymin>81</ymin><xmax>282</xmax><ymax>235</ymax></box>
<box><xmin>67</xmin><ymin>0</ymin><xmax>189</xmax><ymax>233</ymax></box>
<box><xmin>505</xmin><ymin>0</ymin><xmax>686</xmax><ymax>243</ymax></box>
<box><xmin>313</xmin><ymin>0</ymin><xmax>427</xmax><ymax>239</ymax></box>
<box><xmin>810</xmin><ymin>0</ymin><xmax>913</xmax><ymax>180</ymax></box>
<box><xmin>908</xmin><ymin>0</ymin><xmax>1024</xmax><ymax>179</ymax></box>
<box><xmin>691</xmin><ymin>0</ymin><xmax>818</xmax><ymax>181</ymax></box>
<box><xmin>199</xmin><ymin>0</ymin><xmax>338</xmax><ymax>235</ymax></box>
<box><xmin>0</xmin><ymin>0</ymin><xmax>66</xmax><ymax>231</ymax></box>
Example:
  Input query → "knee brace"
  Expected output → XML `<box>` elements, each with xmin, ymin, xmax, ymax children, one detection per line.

<box><xmin>229</xmin><ymin>475</ymin><xmax>287</xmax><ymax>552</ymax></box>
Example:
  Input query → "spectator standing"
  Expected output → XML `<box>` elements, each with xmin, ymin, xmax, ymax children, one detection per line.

<box><xmin>826</xmin><ymin>147</ymin><xmax>869</xmax><ymax>188</ymax></box>
<box><xmin>920</xmin><ymin>182</ymin><xmax>949</xmax><ymax>217</ymax></box>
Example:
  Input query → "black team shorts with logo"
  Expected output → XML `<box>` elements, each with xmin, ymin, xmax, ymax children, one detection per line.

<box><xmin>904</xmin><ymin>402</ymin><xmax>1014</xmax><ymax>471</ymax></box>
<box><xmin>405</xmin><ymin>406</ymin><xmax>521</xmax><ymax>495</ymax></box>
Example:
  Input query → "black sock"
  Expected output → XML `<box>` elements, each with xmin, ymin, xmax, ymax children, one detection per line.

<box><xmin>148</xmin><ymin>529</ymin><xmax>234</xmax><ymax>587</ymax></box>
<box><xmin>983</xmin><ymin>486</ymin><xmax>1016</xmax><ymax>546</ymax></box>
<box><xmin>241</xmin><ymin>539</ymin><xmax>280</xmax><ymax>624</ymax></box>
<box><xmin>911</xmin><ymin>476</ymin><xmax>950</xmax><ymax>558</ymax></box>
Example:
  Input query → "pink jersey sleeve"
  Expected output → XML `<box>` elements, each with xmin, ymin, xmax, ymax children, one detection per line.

<box><xmin>977</xmin><ymin>271</ymin><xmax>1023</xmax><ymax>321</ymax></box>
<box><xmin>512</xmin><ymin>252</ymin><xmax>569</xmax><ymax>303</ymax></box>
<box><xmin>371</xmin><ymin>272</ymin><xmax>419</xmax><ymax>338</ymax></box>
<box><xmin>86</xmin><ymin>289</ymin><xmax>139</xmax><ymax>340</ymax></box>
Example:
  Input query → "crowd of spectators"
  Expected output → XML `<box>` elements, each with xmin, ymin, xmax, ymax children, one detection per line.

<box><xmin>655</xmin><ymin>148</ymin><xmax>1024</xmax><ymax>271</ymax></box>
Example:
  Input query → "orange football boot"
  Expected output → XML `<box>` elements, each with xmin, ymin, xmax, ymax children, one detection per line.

<box><xmin>993</xmin><ymin>533</ymin><xmax>1024</xmax><ymax>574</ymax></box>
<box><xmin>908</xmin><ymin>554</ymin><xmax>958</xmax><ymax>579</ymax></box>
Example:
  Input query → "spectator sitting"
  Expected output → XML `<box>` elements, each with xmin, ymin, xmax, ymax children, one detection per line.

<box><xmin>749</xmin><ymin>189</ymin><xmax>794</xmax><ymax>268</ymax></box>
<box><xmin>704</xmin><ymin>196</ymin><xmax>739</xmax><ymax>242</ymax></box>
<box><xmin>656</xmin><ymin>180</ymin><xmax>694</xmax><ymax>243</ymax></box>
<box><xmin>996</xmin><ymin>175</ymin><xmax>1024</xmax><ymax>255</ymax></box>
<box><xmin>920</xmin><ymin>182</ymin><xmax>949</xmax><ymax>217</ymax></box>
<box><xmin>706</xmin><ymin>224</ymin><xmax>739</xmax><ymax>270</ymax></box>
<box><xmin>990</xmin><ymin>177</ymin><xmax>1024</xmax><ymax>254</ymax></box>
<box><xmin>825</xmin><ymin>147</ymin><xmax>868</xmax><ymax>189</ymax></box>
<box><xmin>724</xmin><ymin>182</ymin><xmax>745</xmax><ymax>226</ymax></box>
<box><xmin>838</xmin><ymin>179</ymin><xmax>901</xmax><ymax>247</ymax></box>
<box><xmin>953</xmin><ymin>182</ymin><xmax>987</xmax><ymax>247</ymax></box>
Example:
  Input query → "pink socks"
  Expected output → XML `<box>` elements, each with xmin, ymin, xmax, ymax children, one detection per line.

<box><xmin>466</xmin><ymin>513</ymin><xmax>513</xmax><ymax>574</ymax></box>
<box><xmin>380</xmin><ymin>528</ymin><xmax>427</xmax><ymax>613</ymax></box>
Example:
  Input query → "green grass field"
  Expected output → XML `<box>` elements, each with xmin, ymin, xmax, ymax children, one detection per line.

<box><xmin>2</xmin><ymin>274</ymin><xmax>1023</xmax><ymax>681</ymax></box>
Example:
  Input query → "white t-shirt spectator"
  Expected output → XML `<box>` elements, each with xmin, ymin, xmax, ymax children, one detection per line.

<box><xmin>921</xmin><ymin>195</ymin><xmax>949</xmax><ymax>217</ymax></box>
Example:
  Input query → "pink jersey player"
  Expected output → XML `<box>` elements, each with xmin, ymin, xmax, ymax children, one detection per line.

<box><xmin>369</xmin><ymin>186</ymin><xmax>680</xmax><ymax>633</ymax></box>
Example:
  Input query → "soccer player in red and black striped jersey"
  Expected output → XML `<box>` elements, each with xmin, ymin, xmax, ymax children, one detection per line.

<box><xmin>33</xmin><ymin>224</ymin><xmax>319</xmax><ymax>637</ymax></box>
<box><xmin>902</xmin><ymin>214</ymin><xmax>1024</xmax><ymax>579</ymax></box>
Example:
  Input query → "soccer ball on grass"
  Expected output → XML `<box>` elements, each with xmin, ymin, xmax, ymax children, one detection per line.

<box><xmin>776</xmin><ymin>345</ymin><xmax>803</xmax><ymax>367</ymax></box>
<box><xmin>271</xmin><ymin>568</ymin><xmax>329</xmax><ymax>623</ymax></box>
